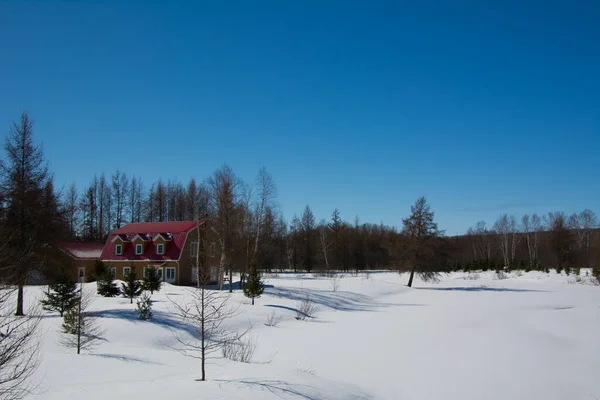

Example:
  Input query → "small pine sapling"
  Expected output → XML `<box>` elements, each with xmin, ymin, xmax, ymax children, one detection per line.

<box><xmin>41</xmin><ymin>269</ymin><xmax>78</xmax><ymax>316</ymax></box>
<box><xmin>121</xmin><ymin>270</ymin><xmax>143</xmax><ymax>304</ymax></box>
<box><xmin>97</xmin><ymin>269</ymin><xmax>121</xmax><ymax>297</ymax></box>
<box><xmin>243</xmin><ymin>263</ymin><xmax>264</xmax><ymax>305</ymax></box>
<box><xmin>61</xmin><ymin>287</ymin><xmax>104</xmax><ymax>354</ymax></box>
<box><xmin>143</xmin><ymin>267</ymin><xmax>162</xmax><ymax>294</ymax></box>
<box><xmin>136</xmin><ymin>292</ymin><xmax>153</xmax><ymax>321</ymax></box>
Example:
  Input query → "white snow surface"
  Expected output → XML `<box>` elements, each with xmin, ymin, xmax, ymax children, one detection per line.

<box><xmin>25</xmin><ymin>271</ymin><xmax>600</xmax><ymax>400</ymax></box>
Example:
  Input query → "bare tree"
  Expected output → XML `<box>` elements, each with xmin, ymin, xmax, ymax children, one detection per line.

<box><xmin>252</xmin><ymin>167</ymin><xmax>277</xmax><ymax>260</ymax></box>
<box><xmin>111</xmin><ymin>169</ymin><xmax>128</xmax><ymax>229</ymax></box>
<box><xmin>0</xmin><ymin>234</ymin><xmax>41</xmax><ymax>400</ymax></box>
<box><xmin>169</xmin><ymin>255</ymin><xmax>251</xmax><ymax>381</ymax></box>
<box><xmin>579</xmin><ymin>209</ymin><xmax>597</xmax><ymax>252</ymax></box>
<box><xmin>492</xmin><ymin>214</ymin><xmax>520</xmax><ymax>267</ymax></box>
<box><xmin>208</xmin><ymin>165</ymin><xmax>241</xmax><ymax>290</ymax></box>
<box><xmin>318</xmin><ymin>220</ymin><xmax>334</xmax><ymax>271</ymax></box>
<box><xmin>0</xmin><ymin>285</ymin><xmax>41</xmax><ymax>400</ymax></box>
<box><xmin>63</xmin><ymin>183</ymin><xmax>79</xmax><ymax>239</ymax></box>
<box><xmin>300</xmin><ymin>205</ymin><xmax>316</xmax><ymax>272</ymax></box>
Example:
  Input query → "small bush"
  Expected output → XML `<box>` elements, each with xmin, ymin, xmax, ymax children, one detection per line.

<box><xmin>495</xmin><ymin>271</ymin><xmax>508</xmax><ymax>280</ymax></box>
<box><xmin>330</xmin><ymin>275</ymin><xmax>340</xmax><ymax>292</ymax></box>
<box><xmin>464</xmin><ymin>273</ymin><xmax>480</xmax><ymax>281</ymax></box>
<box><xmin>136</xmin><ymin>292</ymin><xmax>153</xmax><ymax>321</ymax></box>
<box><xmin>295</xmin><ymin>295</ymin><xmax>316</xmax><ymax>320</ymax></box>
<box><xmin>264</xmin><ymin>310</ymin><xmax>282</xmax><ymax>327</ymax></box>
<box><xmin>222</xmin><ymin>337</ymin><xmax>255</xmax><ymax>363</ymax></box>
<box><xmin>555</xmin><ymin>265</ymin><xmax>563</xmax><ymax>274</ymax></box>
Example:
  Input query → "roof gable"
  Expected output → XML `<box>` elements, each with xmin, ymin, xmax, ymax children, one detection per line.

<box><xmin>101</xmin><ymin>220</ymin><xmax>205</xmax><ymax>261</ymax></box>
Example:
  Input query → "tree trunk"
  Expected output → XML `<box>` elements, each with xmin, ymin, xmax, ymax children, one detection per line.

<box><xmin>252</xmin><ymin>297</ymin><xmax>254</xmax><ymax>305</ymax></box>
<box><xmin>407</xmin><ymin>267</ymin><xmax>416</xmax><ymax>288</ymax></box>
<box><xmin>15</xmin><ymin>283</ymin><xmax>24</xmax><ymax>316</ymax></box>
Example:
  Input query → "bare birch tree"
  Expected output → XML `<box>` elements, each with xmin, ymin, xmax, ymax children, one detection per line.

<box><xmin>318</xmin><ymin>220</ymin><xmax>334</xmax><ymax>271</ymax></box>
<box><xmin>252</xmin><ymin>167</ymin><xmax>277</xmax><ymax>260</ymax></box>
<box><xmin>492</xmin><ymin>214</ymin><xmax>520</xmax><ymax>267</ymax></box>
<box><xmin>63</xmin><ymin>183</ymin><xmax>79</xmax><ymax>239</ymax></box>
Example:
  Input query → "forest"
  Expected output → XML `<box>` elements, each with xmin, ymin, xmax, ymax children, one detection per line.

<box><xmin>2</xmin><ymin>112</ymin><xmax>599</xmax><ymax>290</ymax></box>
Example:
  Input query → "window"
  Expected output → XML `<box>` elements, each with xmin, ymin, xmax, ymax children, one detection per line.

<box><xmin>78</xmin><ymin>267</ymin><xmax>85</xmax><ymax>281</ymax></box>
<box><xmin>115</xmin><ymin>244</ymin><xmax>122</xmax><ymax>255</ymax></box>
<box><xmin>135</xmin><ymin>244</ymin><xmax>143</xmax><ymax>255</ymax></box>
<box><xmin>166</xmin><ymin>267</ymin><xmax>176</xmax><ymax>282</ymax></box>
<box><xmin>191</xmin><ymin>267</ymin><xmax>198</xmax><ymax>283</ymax></box>
<box><xmin>209</xmin><ymin>242</ymin><xmax>216</xmax><ymax>258</ymax></box>
<box><xmin>123</xmin><ymin>266</ymin><xmax>131</xmax><ymax>277</ymax></box>
<box><xmin>190</xmin><ymin>241</ymin><xmax>198</xmax><ymax>257</ymax></box>
<box><xmin>156</xmin><ymin>243</ymin><xmax>164</xmax><ymax>255</ymax></box>
<box><xmin>109</xmin><ymin>267</ymin><xmax>116</xmax><ymax>279</ymax></box>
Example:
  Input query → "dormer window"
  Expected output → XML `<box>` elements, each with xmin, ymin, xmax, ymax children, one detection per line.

<box><xmin>115</xmin><ymin>244</ymin><xmax>123</xmax><ymax>255</ymax></box>
<box><xmin>135</xmin><ymin>244</ymin><xmax>143</xmax><ymax>255</ymax></box>
<box><xmin>157</xmin><ymin>243</ymin><xmax>164</xmax><ymax>255</ymax></box>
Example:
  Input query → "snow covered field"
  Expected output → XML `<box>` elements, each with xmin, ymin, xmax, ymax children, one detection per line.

<box><xmin>27</xmin><ymin>271</ymin><xmax>599</xmax><ymax>400</ymax></box>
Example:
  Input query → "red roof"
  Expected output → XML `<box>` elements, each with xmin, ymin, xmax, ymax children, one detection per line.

<box><xmin>101</xmin><ymin>220</ymin><xmax>205</xmax><ymax>262</ymax></box>
<box><xmin>59</xmin><ymin>242</ymin><xmax>105</xmax><ymax>260</ymax></box>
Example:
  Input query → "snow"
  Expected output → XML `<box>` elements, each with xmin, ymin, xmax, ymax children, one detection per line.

<box><xmin>24</xmin><ymin>270</ymin><xmax>600</xmax><ymax>400</ymax></box>
<box><xmin>68</xmin><ymin>249</ymin><xmax>103</xmax><ymax>259</ymax></box>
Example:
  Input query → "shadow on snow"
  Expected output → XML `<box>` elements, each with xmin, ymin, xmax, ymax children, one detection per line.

<box><xmin>215</xmin><ymin>378</ymin><xmax>374</xmax><ymax>400</ymax></box>
<box><xmin>265</xmin><ymin>286</ymin><xmax>425</xmax><ymax>312</ymax></box>
<box><xmin>414</xmin><ymin>286</ymin><xmax>549</xmax><ymax>293</ymax></box>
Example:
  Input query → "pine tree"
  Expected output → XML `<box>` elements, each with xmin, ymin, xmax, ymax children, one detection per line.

<box><xmin>121</xmin><ymin>270</ymin><xmax>143</xmax><ymax>304</ymax></box>
<box><xmin>402</xmin><ymin>196</ymin><xmax>443</xmax><ymax>287</ymax></box>
<box><xmin>41</xmin><ymin>270</ymin><xmax>78</xmax><ymax>316</ymax></box>
<box><xmin>97</xmin><ymin>269</ymin><xmax>120</xmax><ymax>297</ymax></box>
<box><xmin>136</xmin><ymin>292</ymin><xmax>153</xmax><ymax>320</ymax></box>
<box><xmin>243</xmin><ymin>263</ymin><xmax>264</xmax><ymax>305</ymax></box>
<box><xmin>142</xmin><ymin>267</ymin><xmax>162</xmax><ymax>294</ymax></box>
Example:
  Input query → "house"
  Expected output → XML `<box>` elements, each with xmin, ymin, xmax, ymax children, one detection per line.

<box><xmin>57</xmin><ymin>242</ymin><xmax>105</xmax><ymax>283</ymax></box>
<box><xmin>99</xmin><ymin>220</ymin><xmax>219</xmax><ymax>285</ymax></box>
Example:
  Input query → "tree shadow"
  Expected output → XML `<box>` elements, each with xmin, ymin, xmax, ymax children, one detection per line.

<box><xmin>266</xmin><ymin>286</ymin><xmax>421</xmax><ymax>312</ymax></box>
<box><xmin>92</xmin><ymin>308</ymin><xmax>200</xmax><ymax>338</ymax></box>
<box><xmin>215</xmin><ymin>378</ymin><xmax>374</xmax><ymax>400</ymax></box>
<box><xmin>415</xmin><ymin>286</ymin><xmax>549</xmax><ymax>293</ymax></box>
<box><xmin>89</xmin><ymin>352</ymin><xmax>164</xmax><ymax>365</ymax></box>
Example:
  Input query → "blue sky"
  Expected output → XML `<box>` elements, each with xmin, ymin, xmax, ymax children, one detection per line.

<box><xmin>0</xmin><ymin>1</ymin><xmax>598</xmax><ymax>235</ymax></box>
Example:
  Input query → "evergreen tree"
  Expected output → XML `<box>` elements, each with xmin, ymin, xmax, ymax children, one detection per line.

<box><xmin>41</xmin><ymin>269</ymin><xmax>78</xmax><ymax>316</ymax></box>
<box><xmin>86</xmin><ymin>260</ymin><xmax>107</xmax><ymax>282</ymax></box>
<box><xmin>142</xmin><ymin>267</ymin><xmax>162</xmax><ymax>294</ymax></box>
<box><xmin>136</xmin><ymin>292</ymin><xmax>153</xmax><ymax>320</ymax></box>
<box><xmin>402</xmin><ymin>196</ymin><xmax>443</xmax><ymax>287</ymax></box>
<box><xmin>97</xmin><ymin>269</ymin><xmax>120</xmax><ymax>297</ymax></box>
<box><xmin>121</xmin><ymin>269</ymin><xmax>143</xmax><ymax>304</ymax></box>
<box><xmin>0</xmin><ymin>112</ymin><xmax>64</xmax><ymax>315</ymax></box>
<box><xmin>243</xmin><ymin>263</ymin><xmax>264</xmax><ymax>305</ymax></box>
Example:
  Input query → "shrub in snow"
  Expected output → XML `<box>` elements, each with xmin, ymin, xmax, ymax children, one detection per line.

<box><xmin>222</xmin><ymin>337</ymin><xmax>255</xmax><ymax>363</ymax></box>
<box><xmin>61</xmin><ymin>289</ymin><xmax>104</xmax><ymax>354</ymax></box>
<box><xmin>97</xmin><ymin>271</ymin><xmax>121</xmax><ymax>297</ymax></box>
<box><xmin>464</xmin><ymin>273</ymin><xmax>480</xmax><ymax>281</ymax></box>
<box><xmin>330</xmin><ymin>275</ymin><xmax>341</xmax><ymax>291</ymax></box>
<box><xmin>122</xmin><ymin>270</ymin><xmax>143</xmax><ymax>304</ymax></box>
<box><xmin>495</xmin><ymin>271</ymin><xmax>508</xmax><ymax>280</ymax></box>
<box><xmin>142</xmin><ymin>267</ymin><xmax>162</xmax><ymax>294</ymax></box>
<box><xmin>136</xmin><ymin>292</ymin><xmax>153</xmax><ymax>321</ymax></box>
<box><xmin>295</xmin><ymin>295</ymin><xmax>316</xmax><ymax>320</ymax></box>
<box><xmin>515</xmin><ymin>270</ymin><xmax>523</xmax><ymax>277</ymax></box>
<box><xmin>264</xmin><ymin>310</ymin><xmax>282</xmax><ymax>327</ymax></box>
